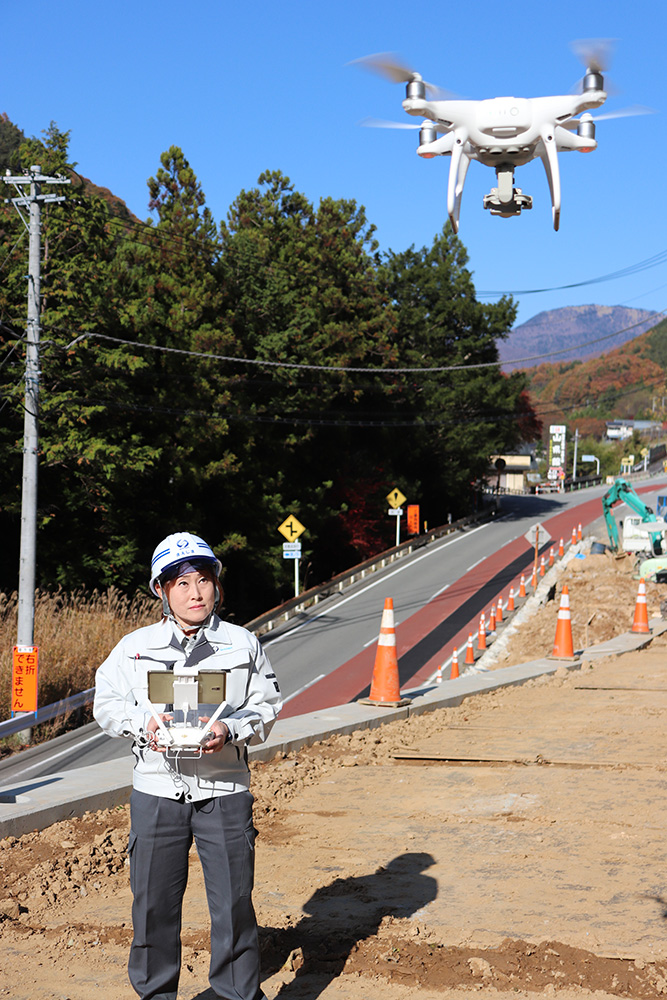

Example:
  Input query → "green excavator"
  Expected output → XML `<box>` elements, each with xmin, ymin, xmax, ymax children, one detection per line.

<box><xmin>602</xmin><ymin>478</ymin><xmax>667</xmax><ymax>581</ymax></box>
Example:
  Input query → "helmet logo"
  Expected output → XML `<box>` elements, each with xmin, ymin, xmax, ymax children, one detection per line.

<box><xmin>177</xmin><ymin>538</ymin><xmax>190</xmax><ymax>549</ymax></box>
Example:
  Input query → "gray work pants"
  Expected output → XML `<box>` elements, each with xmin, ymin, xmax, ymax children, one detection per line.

<box><xmin>128</xmin><ymin>788</ymin><xmax>265</xmax><ymax>1000</ymax></box>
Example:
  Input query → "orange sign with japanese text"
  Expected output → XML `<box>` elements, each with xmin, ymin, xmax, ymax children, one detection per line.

<box><xmin>12</xmin><ymin>645</ymin><xmax>39</xmax><ymax>713</ymax></box>
<box><xmin>407</xmin><ymin>504</ymin><xmax>420</xmax><ymax>535</ymax></box>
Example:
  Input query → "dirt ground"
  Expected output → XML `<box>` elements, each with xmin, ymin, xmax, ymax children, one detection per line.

<box><xmin>3</xmin><ymin>545</ymin><xmax>667</xmax><ymax>1000</ymax></box>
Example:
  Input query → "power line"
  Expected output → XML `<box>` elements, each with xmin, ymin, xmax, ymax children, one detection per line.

<box><xmin>530</xmin><ymin>369</ymin><xmax>667</xmax><ymax>419</ymax></box>
<box><xmin>0</xmin><ymin>230</ymin><xmax>26</xmax><ymax>274</ymax></box>
<box><xmin>64</xmin><ymin>309</ymin><xmax>667</xmax><ymax>374</ymax></box>
<box><xmin>478</xmin><ymin>247</ymin><xmax>667</xmax><ymax>296</ymax></box>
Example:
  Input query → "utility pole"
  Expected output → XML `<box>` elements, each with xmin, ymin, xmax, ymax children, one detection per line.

<box><xmin>4</xmin><ymin>165</ymin><xmax>69</xmax><ymax>730</ymax></box>
<box><xmin>572</xmin><ymin>427</ymin><xmax>579</xmax><ymax>483</ymax></box>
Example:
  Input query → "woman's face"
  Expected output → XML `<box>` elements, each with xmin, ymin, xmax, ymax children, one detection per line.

<box><xmin>158</xmin><ymin>568</ymin><xmax>216</xmax><ymax>629</ymax></box>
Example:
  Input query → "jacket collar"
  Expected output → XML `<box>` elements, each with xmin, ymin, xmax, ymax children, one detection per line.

<box><xmin>142</xmin><ymin>615</ymin><xmax>232</xmax><ymax>650</ymax></box>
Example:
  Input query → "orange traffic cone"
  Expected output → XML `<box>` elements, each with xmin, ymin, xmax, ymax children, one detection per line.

<box><xmin>539</xmin><ymin>556</ymin><xmax>546</xmax><ymax>577</ymax></box>
<box><xmin>489</xmin><ymin>606</ymin><xmax>497</xmax><ymax>634</ymax></box>
<box><xmin>577</xmin><ymin>523</ymin><xmax>583</xmax><ymax>542</ymax></box>
<box><xmin>631</xmin><ymin>578</ymin><xmax>650</xmax><ymax>634</ymax></box>
<box><xmin>519</xmin><ymin>575</ymin><xmax>526</xmax><ymax>598</ymax></box>
<box><xmin>571</xmin><ymin>526</ymin><xmax>577</xmax><ymax>545</ymax></box>
<box><xmin>478</xmin><ymin>614</ymin><xmax>487</xmax><ymax>650</ymax></box>
<box><xmin>436</xmin><ymin>663</ymin><xmax>443</xmax><ymax>684</ymax></box>
<box><xmin>465</xmin><ymin>633</ymin><xmax>475</xmax><ymax>664</ymax></box>
<box><xmin>496</xmin><ymin>597</ymin><xmax>503</xmax><ymax>623</ymax></box>
<box><xmin>508</xmin><ymin>587</ymin><xmax>515</xmax><ymax>612</ymax></box>
<box><xmin>558</xmin><ymin>537</ymin><xmax>564</xmax><ymax>557</ymax></box>
<box><xmin>359</xmin><ymin>598</ymin><xmax>410</xmax><ymax>706</ymax></box>
<box><xmin>549</xmin><ymin>547</ymin><xmax>554</xmax><ymax>568</ymax></box>
<box><xmin>551</xmin><ymin>585</ymin><xmax>576</xmax><ymax>659</ymax></box>
<box><xmin>450</xmin><ymin>647</ymin><xmax>460</xmax><ymax>679</ymax></box>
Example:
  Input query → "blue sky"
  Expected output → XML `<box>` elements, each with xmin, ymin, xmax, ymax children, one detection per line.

<box><xmin>4</xmin><ymin>0</ymin><xmax>666</xmax><ymax>330</ymax></box>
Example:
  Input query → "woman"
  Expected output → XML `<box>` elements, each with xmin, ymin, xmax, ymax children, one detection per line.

<box><xmin>94</xmin><ymin>531</ymin><xmax>282</xmax><ymax>1000</ymax></box>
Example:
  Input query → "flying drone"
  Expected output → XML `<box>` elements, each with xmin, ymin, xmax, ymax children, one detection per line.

<box><xmin>355</xmin><ymin>43</ymin><xmax>648</xmax><ymax>232</ymax></box>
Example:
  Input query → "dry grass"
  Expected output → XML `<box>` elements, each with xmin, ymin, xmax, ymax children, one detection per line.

<box><xmin>0</xmin><ymin>588</ymin><xmax>158</xmax><ymax>725</ymax></box>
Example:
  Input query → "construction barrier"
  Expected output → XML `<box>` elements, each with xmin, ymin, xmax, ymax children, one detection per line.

<box><xmin>631</xmin><ymin>578</ymin><xmax>650</xmax><ymax>634</ymax></box>
<box><xmin>358</xmin><ymin>598</ymin><xmax>410</xmax><ymax>707</ymax></box>
<box><xmin>552</xmin><ymin>584</ymin><xmax>576</xmax><ymax>659</ymax></box>
<box><xmin>450</xmin><ymin>647</ymin><xmax>460</xmax><ymax>680</ymax></box>
<box><xmin>478</xmin><ymin>614</ymin><xmax>487</xmax><ymax>651</ymax></box>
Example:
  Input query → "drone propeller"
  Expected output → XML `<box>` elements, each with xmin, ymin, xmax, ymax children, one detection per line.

<box><xmin>571</xmin><ymin>37</ymin><xmax>616</xmax><ymax>74</ymax></box>
<box><xmin>591</xmin><ymin>104</ymin><xmax>655</xmax><ymax>122</ymax></box>
<box><xmin>561</xmin><ymin>105</ymin><xmax>655</xmax><ymax>130</ymax></box>
<box><xmin>349</xmin><ymin>52</ymin><xmax>453</xmax><ymax>100</ymax></box>
<box><xmin>359</xmin><ymin>116</ymin><xmax>446</xmax><ymax>131</ymax></box>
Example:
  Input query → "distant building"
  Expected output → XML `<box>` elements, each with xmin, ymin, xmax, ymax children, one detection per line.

<box><xmin>489</xmin><ymin>446</ymin><xmax>540</xmax><ymax>493</ymax></box>
<box><xmin>606</xmin><ymin>419</ymin><xmax>663</xmax><ymax>441</ymax></box>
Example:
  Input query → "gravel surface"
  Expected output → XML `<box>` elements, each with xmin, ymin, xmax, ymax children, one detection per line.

<box><xmin>2</xmin><ymin>546</ymin><xmax>667</xmax><ymax>1000</ymax></box>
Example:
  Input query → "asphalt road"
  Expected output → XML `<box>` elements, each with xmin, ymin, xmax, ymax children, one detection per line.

<box><xmin>2</xmin><ymin>479</ymin><xmax>665</xmax><ymax>783</ymax></box>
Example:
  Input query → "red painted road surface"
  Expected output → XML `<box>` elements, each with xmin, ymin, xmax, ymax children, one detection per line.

<box><xmin>281</xmin><ymin>485</ymin><xmax>665</xmax><ymax>718</ymax></box>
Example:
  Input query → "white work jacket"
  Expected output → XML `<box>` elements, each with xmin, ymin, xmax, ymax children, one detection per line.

<box><xmin>93</xmin><ymin>615</ymin><xmax>282</xmax><ymax>801</ymax></box>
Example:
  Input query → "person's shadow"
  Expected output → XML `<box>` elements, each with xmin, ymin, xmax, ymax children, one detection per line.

<box><xmin>260</xmin><ymin>851</ymin><xmax>437</xmax><ymax>999</ymax></box>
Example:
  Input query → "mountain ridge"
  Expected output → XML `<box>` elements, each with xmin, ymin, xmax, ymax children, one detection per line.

<box><xmin>500</xmin><ymin>304</ymin><xmax>658</xmax><ymax>370</ymax></box>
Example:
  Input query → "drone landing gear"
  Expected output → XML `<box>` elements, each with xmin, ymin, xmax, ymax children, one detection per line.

<box><xmin>483</xmin><ymin>166</ymin><xmax>532</xmax><ymax>218</ymax></box>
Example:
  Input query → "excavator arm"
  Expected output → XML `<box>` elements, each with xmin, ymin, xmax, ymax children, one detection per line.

<box><xmin>602</xmin><ymin>478</ymin><xmax>664</xmax><ymax>555</ymax></box>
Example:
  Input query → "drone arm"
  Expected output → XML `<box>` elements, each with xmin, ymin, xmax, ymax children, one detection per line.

<box><xmin>446</xmin><ymin>131</ymin><xmax>468</xmax><ymax>234</ymax></box>
<box><xmin>539</xmin><ymin>126</ymin><xmax>561</xmax><ymax>231</ymax></box>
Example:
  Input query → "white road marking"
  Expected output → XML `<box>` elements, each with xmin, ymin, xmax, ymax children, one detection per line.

<box><xmin>263</xmin><ymin>522</ymin><xmax>491</xmax><ymax>648</ymax></box>
<box><xmin>428</xmin><ymin>582</ymin><xmax>450</xmax><ymax>602</ymax></box>
<box><xmin>282</xmin><ymin>674</ymin><xmax>326</xmax><ymax>704</ymax></box>
<box><xmin>0</xmin><ymin>730</ymin><xmax>108</xmax><ymax>784</ymax></box>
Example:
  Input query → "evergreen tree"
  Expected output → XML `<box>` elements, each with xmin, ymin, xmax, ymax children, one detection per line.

<box><xmin>383</xmin><ymin>226</ymin><xmax>539</xmax><ymax>518</ymax></box>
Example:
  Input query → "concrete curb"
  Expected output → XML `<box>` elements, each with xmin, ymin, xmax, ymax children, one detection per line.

<box><xmin>2</xmin><ymin>619</ymin><xmax>665</xmax><ymax>839</ymax></box>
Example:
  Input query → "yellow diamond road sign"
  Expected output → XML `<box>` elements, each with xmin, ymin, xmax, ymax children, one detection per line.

<box><xmin>278</xmin><ymin>515</ymin><xmax>306</xmax><ymax>541</ymax></box>
<box><xmin>386</xmin><ymin>487</ymin><xmax>407</xmax><ymax>509</ymax></box>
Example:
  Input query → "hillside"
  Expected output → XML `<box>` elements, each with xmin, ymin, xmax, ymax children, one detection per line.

<box><xmin>525</xmin><ymin>314</ymin><xmax>667</xmax><ymax>428</ymax></box>
<box><xmin>500</xmin><ymin>304</ymin><xmax>658</xmax><ymax>370</ymax></box>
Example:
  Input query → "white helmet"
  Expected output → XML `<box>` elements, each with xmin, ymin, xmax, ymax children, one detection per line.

<box><xmin>149</xmin><ymin>532</ymin><xmax>222</xmax><ymax>596</ymax></box>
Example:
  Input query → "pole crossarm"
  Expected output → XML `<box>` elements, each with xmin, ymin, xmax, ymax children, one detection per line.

<box><xmin>3</xmin><ymin>168</ymin><xmax>70</xmax><ymax>233</ymax></box>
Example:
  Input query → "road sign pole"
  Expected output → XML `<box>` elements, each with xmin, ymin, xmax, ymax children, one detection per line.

<box><xmin>396</xmin><ymin>510</ymin><xmax>401</xmax><ymax>547</ymax></box>
<box><xmin>294</xmin><ymin>557</ymin><xmax>299</xmax><ymax>597</ymax></box>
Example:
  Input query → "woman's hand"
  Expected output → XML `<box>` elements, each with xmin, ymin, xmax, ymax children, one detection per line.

<box><xmin>201</xmin><ymin>719</ymin><xmax>229</xmax><ymax>753</ymax></box>
<box><xmin>146</xmin><ymin>714</ymin><xmax>173</xmax><ymax>752</ymax></box>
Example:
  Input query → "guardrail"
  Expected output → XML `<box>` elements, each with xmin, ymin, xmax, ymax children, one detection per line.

<box><xmin>244</xmin><ymin>504</ymin><xmax>498</xmax><ymax>635</ymax></box>
<box><xmin>0</xmin><ymin>504</ymin><xmax>498</xmax><ymax>737</ymax></box>
<box><xmin>0</xmin><ymin>687</ymin><xmax>94</xmax><ymax>740</ymax></box>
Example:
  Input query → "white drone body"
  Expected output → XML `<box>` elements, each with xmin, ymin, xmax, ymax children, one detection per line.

<box><xmin>404</xmin><ymin>88</ymin><xmax>605</xmax><ymax>232</ymax></box>
<box><xmin>356</xmin><ymin>46</ymin><xmax>647</xmax><ymax>232</ymax></box>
